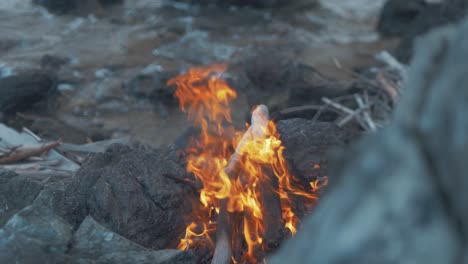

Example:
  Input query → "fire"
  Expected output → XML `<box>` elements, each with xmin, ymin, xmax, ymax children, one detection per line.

<box><xmin>168</xmin><ymin>64</ymin><xmax>327</xmax><ymax>263</ymax></box>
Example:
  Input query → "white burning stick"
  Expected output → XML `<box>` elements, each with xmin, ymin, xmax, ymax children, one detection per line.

<box><xmin>212</xmin><ymin>105</ymin><xmax>269</xmax><ymax>264</ymax></box>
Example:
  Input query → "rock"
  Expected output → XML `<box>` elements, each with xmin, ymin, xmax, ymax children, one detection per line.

<box><xmin>239</xmin><ymin>52</ymin><xmax>348</xmax><ymax>111</ymax></box>
<box><xmin>176</xmin><ymin>0</ymin><xmax>317</xmax><ymax>9</ymax></box>
<box><xmin>378</xmin><ymin>0</ymin><xmax>468</xmax><ymax>62</ymax></box>
<box><xmin>0</xmin><ymin>70</ymin><xmax>56</xmax><ymax>114</ymax></box>
<box><xmin>124</xmin><ymin>70</ymin><xmax>178</xmax><ymax>115</ymax></box>
<box><xmin>0</xmin><ymin>170</ymin><xmax>44</xmax><ymax>226</ymax></box>
<box><xmin>33</xmin><ymin>0</ymin><xmax>81</xmax><ymax>14</ymax></box>
<box><xmin>277</xmin><ymin>119</ymin><xmax>358</xmax><ymax>184</ymax></box>
<box><xmin>61</xmin><ymin>144</ymin><xmax>192</xmax><ymax>249</ymax></box>
<box><xmin>95</xmin><ymin>250</ymin><xmax>194</xmax><ymax>264</ymax></box>
<box><xmin>153</xmin><ymin>31</ymin><xmax>239</xmax><ymax>64</ymax></box>
<box><xmin>0</xmin><ymin>204</ymin><xmax>73</xmax><ymax>264</ymax></box>
<box><xmin>377</xmin><ymin>0</ymin><xmax>428</xmax><ymax>37</ymax></box>
<box><xmin>71</xmin><ymin>215</ymin><xmax>195</xmax><ymax>263</ymax></box>
<box><xmin>41</xmin><ymin>54</ymin><xmax>71</xmax><ymax>72</ymax></box>
<box><xmin>33</xmin><ymin>0</ymin><xmax>124</xmax><ymax>15</ymax></box>
<box><xmin>98</xmin><ymin>0</ymin><xmax>124</xmax><ymax>6</ymax></box>
<box><xmin>71</xmin><ymin>216</ymin><xmax>146</xmax><ymax>259</ymax></box>
<box><xmin>124</xmin><ymin>71</ymin><xmax>175</xmax><ymax>102</ymax></box>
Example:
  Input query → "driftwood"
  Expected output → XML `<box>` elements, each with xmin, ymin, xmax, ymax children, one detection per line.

<box><xmin>0</xmin><ymin>141</ymin><xmax>61</xmax><ymax>164</ymax></box>
<box><xmin>0</xmin><ymin>124</ymin><xmax>80</xmax><ymax>173</ymax></box>
<box><xmin>211</xmin><ymin>105</ymin><xmax>271</xmax><ymax>264</ymax></box>
<box><xmin>270</xmin><ymin>18</ymin><xmax>468</xmax><ymax>264</ymax></box>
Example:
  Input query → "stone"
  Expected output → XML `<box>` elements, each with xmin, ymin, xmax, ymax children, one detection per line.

<box><xmin>0</xmin><ymin>204</ymin><xmax>73</xmax><ymax>264</ymax></box>
<box><xmin>0</xmin><ymin>70</ymin><xmax>56</xmax><ymax>114</ymax></box>
<box><xmin>61</xmin><ymin>144</ymin><xmax>193</xmax><ymax>249</ymax></box>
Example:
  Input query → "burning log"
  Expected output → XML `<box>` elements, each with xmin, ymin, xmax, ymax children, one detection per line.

<box><xmin>212</xmin><ymin>105</ymin><xmax>272</xmax><ymax>264</ymax></box>
<box><xmin>260</xmin><ymin>175</ymin><xmax>284</xmax><ymax>251</ymax></box>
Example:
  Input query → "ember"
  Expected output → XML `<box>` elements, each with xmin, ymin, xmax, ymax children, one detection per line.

<box><xmin>167</xmin><ymin>65</ymin><xmax>327</xmax><ymax>263</ymax></box>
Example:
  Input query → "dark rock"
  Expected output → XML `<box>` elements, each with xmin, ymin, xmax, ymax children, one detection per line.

<box><xmin>239</xmin><ymin>52</ymin><xmax>348</xmax><ymax>111</ymax></box>
<box><xmin>95</xmin><ymin>250</ymin><xmax>194</xmax><ymax>264</ymax></box>
<box><xmin>62</xmin><ymin>144</ymin><xmax>191</xmax><ymax>249</ymax></box>
<box><xmin>71</xmin><ymin>216</ymin><xmax>194</xmax><ymax>263</ymax></box>
<box><xmin>41</xmin><ymin>54</ymin><xmax>71</xmax><ymax>72</ymax></box>
<box><xmin>175</xmin><ymin>0</ymin><xmax>317</xmax><ymax>9</ymax></box>
<box><xmin>71</xmin><ymin>216</ymin><xmax>146</xmax><ymax>258</ymax></box>
<box><xmin>98</xmin><ymin>0</ymin><xmax>124</xmax><ymax>6</ymax></box>
<box><xmin>378</xmin><ymin>0</ymin><xmax>468</xmax><ymax>62</ymax></box>
<box><xmin>124</xmin><ymin>71</ymin><xmax>176</xmax><ymax>105</ymax></box>
<box><xmin>0</xmin><ymin>171</ymin><xmax>44</xmax><ymax>226</ymax></box>
<box><xmin>124</xmin><ymin>70</ymin><xmax>178</xmax><ymax>118</ymax></box>
<box><xmin>0</xmin><ymin>70</ymin><xmax>56</xmax><ymax>114</ymax></box>
<box><xmin>33</xmin><ymin>0</ymin><xmax>123</xmax><ymax>15</ymax></box>
<box><xmin>0</xmin><ymin>204</ymin><xmax>73</xmax><ymax>264</ymax></box>
<box><xmin>277</xmin><ymin>119</ymin><xmax>358</xmax><ymax>185</ymax></box>
<box><xmin>377</xmin><ymin>0</ymin><xmax>428</xmax><ymax>37</ymax></box>
<box><xmin>33</xmin><ymin>0</ymin><xmax>81</xmax><ymax>14</ymax></box>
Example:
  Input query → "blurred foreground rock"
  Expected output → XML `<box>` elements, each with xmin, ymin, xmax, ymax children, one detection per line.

<box><xmin>271</xmin><ymin>16</ymin><xmax>468</xmax><ymax>264</ymax></box>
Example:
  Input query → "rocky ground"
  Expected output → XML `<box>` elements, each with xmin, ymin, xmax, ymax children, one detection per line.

<box><xmin>2</xmin><ymin>0</ymin><xmax>466</xmax><ymax>263</ymax></box>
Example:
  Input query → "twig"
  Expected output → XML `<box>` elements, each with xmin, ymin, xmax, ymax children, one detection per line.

<box><xmin>354</xmin><ymin>95</ymin><xmax>376</xmax><ymax>131</ymax></box>
<box><xmin>22</xmin><ymin>127</ymin><xmax>42</xmax><ymax>141</ymax></box>
<box><xmin>337</xmin><ymin>108</ymin><xmax>364</xmax><ymax>127</ymax></box>
<box><xmin>322</xmin><ymin>97</ymin><xmax>355</xmax><ymax>115</ymax></box>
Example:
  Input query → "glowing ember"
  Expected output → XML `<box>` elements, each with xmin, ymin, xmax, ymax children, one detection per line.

<box><xmin>167</xmin><ymin>64</ymin><xmax>327</xmax><ymax>263</ymax></box>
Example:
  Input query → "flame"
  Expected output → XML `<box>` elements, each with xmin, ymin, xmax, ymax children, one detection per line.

<box><xmin>168</xmin><ymin>64</ymin><xmax>326</xmax><ymax>263</ymax></box>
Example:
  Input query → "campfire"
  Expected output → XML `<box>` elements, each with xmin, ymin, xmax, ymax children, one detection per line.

<box><xmin>167</xmin><ymin>65</ymin><xmax>328</xmax><ymax>263</ymax></box>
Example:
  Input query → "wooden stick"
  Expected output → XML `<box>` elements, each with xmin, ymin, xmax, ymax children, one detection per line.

<box><xmin>0</xmin><ymin>141</ymin><xmax>60</xmax><ymax>164</ymax></box>
<box><xmin>354</xmin><ymin>95</ymin><xmax>376</xmax><ymax>131</ymax></box>
<box><xmin>211</xmin><ymin>105</ymin><xmax>270</xmax><ymax>264</ymax></box>
<box><xmin>322</xmin><ymin>97</ymin><xmax>355</xmax><ymax>115</ymax></box>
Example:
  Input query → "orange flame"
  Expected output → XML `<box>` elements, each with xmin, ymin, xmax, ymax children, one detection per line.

<box><xmin>168</xmin><ymin>64</ymin><xmax>326</xmax><ymax>263</ymax></box>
